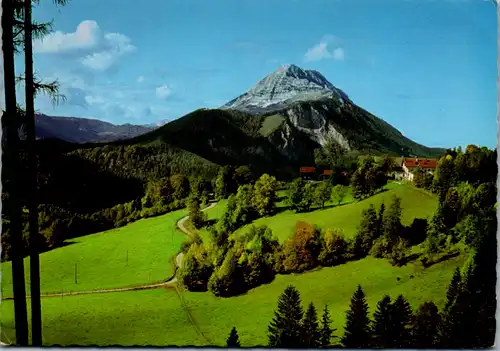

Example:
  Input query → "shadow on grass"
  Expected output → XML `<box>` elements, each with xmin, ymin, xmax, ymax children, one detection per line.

<box><xmin>203</xmin><ymin>219</ymin><xmax>217</xmax><ymax>227</ymax></box>
<box><xmin>421</xmin><ymin>251</ymin><xmax>461</xmax><ymax>268</ymax></box>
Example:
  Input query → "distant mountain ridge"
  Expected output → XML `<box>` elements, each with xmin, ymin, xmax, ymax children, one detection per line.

<box><xmin>35</xmin><ymin>113</ymin><xmax>154</xmax><ymax>143</ymax></box>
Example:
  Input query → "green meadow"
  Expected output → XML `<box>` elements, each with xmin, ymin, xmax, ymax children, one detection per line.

<box><xmin>1</xmin><ymin>209</ymin><xmax>188</xmax><ymax>297</ymax></box>
<box><xmin>235</xmin><ymin>182</ymin><xmax>439</xmax><ymax>242</ymax></box>
<box><xmin>0</xmin><ymin>255</ymin><xmax>464</xmax><ymax>346</ymax></box>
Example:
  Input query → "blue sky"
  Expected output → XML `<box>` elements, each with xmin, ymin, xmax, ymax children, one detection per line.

<box><xmin>24</xmin><ymin>0</ymin><xmax>497</xmax><ymax>148</ymax></box>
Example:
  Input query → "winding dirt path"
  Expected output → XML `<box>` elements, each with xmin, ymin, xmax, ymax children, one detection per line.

<box><xmin>2</xmin><ymin>201</ymin><xmax>218</xmax><ymax>301</ymax></box>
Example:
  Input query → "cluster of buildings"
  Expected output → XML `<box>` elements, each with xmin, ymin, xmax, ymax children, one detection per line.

<box><xmin>299</xmin><ymin>157</ymin><xmax>439</xmax><ymax>182</ymax></box>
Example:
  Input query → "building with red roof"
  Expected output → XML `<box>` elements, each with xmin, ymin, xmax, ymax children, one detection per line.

<box><xmin>401</xmin><ymin>157</ymin><xmax>438</xmax><ymax>181</ymax></box>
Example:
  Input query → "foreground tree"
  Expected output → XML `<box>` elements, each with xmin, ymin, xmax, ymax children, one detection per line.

<box><xmin>2</xmin><ymin>0</ymin><xmax>29</xmax><ymax>344</ymax></box>
<box><xmin>319</xmin><ymin>304</ymin><xmax>336</xmax><ymax>348</ymax></box>
<box><xmin>341</xmin><ymin>285</ymin><xmax>371</xmax><ymax>348</ymax></box>
<box><xmin>444</xmin><ymin>267</ymin><xmax>462</xmax><ymax>311</ymax></box>
<box><xmin>371</xmin><ymin>295</ymin><xmax>393</xmax><ymax>348</ymax></box>
<box><xmin>391</xmin><ymin>295</ymin><xmax>413</xmax><ymax>348</ymax></box>
<box><xmin>23</xmin><ymin>0</ymin><xmax>43</xmax><ymax>344</ymax></box>
<box><xmin>300</xmin><ymin>302</ymin><xmax>320</xmax><ymax>348</ymax></box>
<box><xmin>268</xmin><ymin>285</ymin><xmax>304</xmax><ymax>348</ymax></box>
<box><xmin>226</xmin><ymin>326</ymin><xmax>241</xmax><ymax>348</ymax></box>
<box><xmin>411</xmin><ymin>301</ymin><xmax>441</xmax><ymax>348</ymax></box>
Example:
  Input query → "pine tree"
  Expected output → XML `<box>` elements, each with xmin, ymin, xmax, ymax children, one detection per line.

<box><xmin>268</xmin><ymin>285</ymin><xmax>304</xmax><ymax>348</ymax></box>
<box><xmin>391</xmin><ymin>295</ymin><xmax>413</xmax><ymax>348</ymax></box>
<box><xmin>341</xmin><ymin>285</ymin><xmax>372</xmax><ymax>348</ymax></box>
<box><xmin>319</xmin><ymin>304</ymin><xmax>336</xmax><ymax>348</ymax></box>
<box><xmin>411</xmin><ymin>301</ymin><xmax>441</xmax><ymax>348</ymax></box>
<box><xmin>372</xmin><ymin>295</ymin><xmax>393</xmax><ymax>348</ymax></box>
<box><xmin>300</xmin><ymin>302</ymin><xmax>320</xmax><ymax>348</ymax></box>
<box><xmin>226</xmin><ymin>326</ymin><xmax>241</xmax><ymax>348</ymax></box>
<box><xmin>445</xmin><ymin>267</ymin><xmax>462</xmax><ymax>311</ymax></box>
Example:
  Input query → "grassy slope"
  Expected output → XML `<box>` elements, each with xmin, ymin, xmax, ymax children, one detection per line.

<box><xmin>235</xmin><ymin>183</ymin><xmax>438</xmax><ymax>242</ymax></box>
<box><xmin>259</xmin><ymin>115</ymin><xmax>285</xmax><ymax>137</ymax></box>
<box><xmin>0</xmin><ymin>255</ymin><xmax>464</xmax><ymax>346</ymax></box>
<box><xmin>1</xmin><ymin>209</ymin><xmax>188</xmax><ymax>297</ymax></box>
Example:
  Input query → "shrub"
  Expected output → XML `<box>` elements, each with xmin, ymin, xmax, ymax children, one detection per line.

<box><xmin>319</xmin><ymin>229</ymin><xmax>349</xmax><ymax>266</ymax></box>
<box><xmin>282</xmin><ymin>221</ymin><xmax>321</xmax><ymax>273</ymax></box>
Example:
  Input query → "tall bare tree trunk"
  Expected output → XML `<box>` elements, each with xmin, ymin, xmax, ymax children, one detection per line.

<box><xmin>1</xmin><ymin>0</ymin><xmax>29</xmax><ymax>345</ymax></box>
<box><xmin>23</xmin><ymin>0</ymin><xmax>42</xmax><ymax>345</ymax></box>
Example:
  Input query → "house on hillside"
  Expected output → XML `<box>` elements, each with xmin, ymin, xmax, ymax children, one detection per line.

<box><xmin>401</xmin><ymin>157</ymin><xmax>438</xmax><ymax>181</ymax></box>
<box><xmin>319</xmin><ymin>169</ymin><xmax>334</xmax><ymax>180</ymax></box>
<box><xmin>299</xmin><ymin>166</ymin><xmax>316</xmax><ymax>180</ymax></box>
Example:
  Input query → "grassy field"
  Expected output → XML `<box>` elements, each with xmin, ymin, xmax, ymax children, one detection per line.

<box><xmin>234</xmin><ymin>183</ymin><xmax>438</xmax><ymax>242</ymax></box>
<box><xmin>0</xmin><ymin>254</ymin><xmax>464</xmax><ymax>346</ymax></box>
<box><xmin>259</xmin><ymin>115</ymin><xmax>285</xmax><ymax>137</ymax></box>
<box><xmin>1</xmin><ymin>209</ymin><xmax>189</xmax><ymax>297</ymax></box>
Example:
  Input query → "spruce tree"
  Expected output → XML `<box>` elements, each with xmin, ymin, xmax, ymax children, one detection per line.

<box><xmin>341</xmin><ymin>285</ymin><xmax>372</xmax><ymax>348</ymax></box>
<box><xmin>411</xmin><ymin>301</ymin><xmax>441</xmax><ymax>348</ymax></box>
<box><xmin>319</xmin><ymin>304</ymin><xmax>336</xmax><ymax>348</ymax></box>
<box><xmin>226</xmin><ymin>326</ymin><xmax>241</xmax><ymax>348</ymax></box>
<box><xmin>301</xmin><ymin>302</ymin><xmax>320</xmax><ymax>348</ymax></box>
<box><xmin>268</xmin><ymin>285</ymin><xmax>304</xmax><ymax>348</ymax></box>
<box><xmin>372</xmin><ymin>295</ymin><xmax>393</xmax><ymax>348</ymax></box>
<box><xmin>353</xmin><ymin>205</ymin><xmax>379</xmax><ymax>258</ymax></box>
<box><xmin>445</xmin><ymin>267</ymin><xmax>462</xmax><ymax>311</ymax></box>
<box><xmin>391</xmin><ymin>295</ymin><xmax>413</xmax><ymax>348</ymax></box>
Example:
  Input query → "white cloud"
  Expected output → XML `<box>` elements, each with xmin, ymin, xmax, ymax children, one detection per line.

<box><xmin>137</xmin><ymin>76</ymin><xmax>145</xmax><ymax>83</ymax></box>
<box><xmin>304</xmin><ymin>36</ymin><xmax>345</xmax><ymax>62</ymax></box>
<box><xmin>156</xmin><ymin>85</ymin><xmax>172</xmax><ymax>100</ymax></box>
<box><xmin>34</xmin><ymin>20</ymin><xmax>136</xmax><ymax>71</ymax></box>
<box><xmin>33</xmin><ymin>20</ymin><xmax>102</xmax><ymax>54</ymax></box>
<box><xmin>332</xmin><ymin>48</ymin><xmax>345</xmax><ymax>61</ymax></box>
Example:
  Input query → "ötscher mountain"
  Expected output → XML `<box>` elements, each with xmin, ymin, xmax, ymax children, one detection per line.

<box><xmin>222</xmin><ymin>64</ymin><xmax>350</xmax><ymax>114</ymax></box>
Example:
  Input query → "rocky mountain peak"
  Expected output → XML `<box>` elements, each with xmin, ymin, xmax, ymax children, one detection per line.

<box><xmin>222</xmin><ymin>64</ymin><xmax>349</xmax><ymax>114</ymax></box>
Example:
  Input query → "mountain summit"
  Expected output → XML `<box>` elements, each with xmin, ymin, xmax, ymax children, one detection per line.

<box><xmin>222</xmin><ymin>64</ymin><xmax>349</xmax><ymax>114</ymax></box>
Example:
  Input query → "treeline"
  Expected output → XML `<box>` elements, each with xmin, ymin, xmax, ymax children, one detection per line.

<box><xmin>68</xmin><ymin>142</ymin><xmax>220</xmax><ymax>181</ymax></box>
